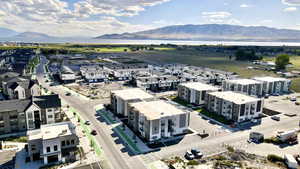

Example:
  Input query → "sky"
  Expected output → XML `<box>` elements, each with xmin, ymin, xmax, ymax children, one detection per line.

<box><xmin>0</xmin><ymin>0</ymin><xmax>299</xmax><ymax>37</ymax></box>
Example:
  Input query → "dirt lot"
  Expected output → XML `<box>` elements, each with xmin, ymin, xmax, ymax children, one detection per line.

<box><xmin>162</xmin><ymin>148</ymin><xmax>288</xmax><ymax>169</ymax></box>
<box><xmin>66</xmin><ymin>82</ymin><xmax>130</xmax><ymax>99</ymax></box>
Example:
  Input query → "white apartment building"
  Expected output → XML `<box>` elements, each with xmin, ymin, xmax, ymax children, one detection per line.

<box><xmin>110</xmin><ymin>88</ymin><xmax>154</xmax><ymax>117</ymax></box>
<box><xmin>178</xmin><ymin>82</ymin><xmax>219</xmax><ymax>105</ymax></box>
<box><xmin>80</xmin><ymin>65</ymin><xmax>109</xmax><ymax>83</ymax></box>
<box><xmin>206</xmin><ymin>91</ymin><xmax>263</xmax><ymax>123</ymax></box>
<box><xmin>128</xmin><ymin>100</ymin><xmax>190</xmax><ymax>142</ymax></box>
<box><xmin>253</xmin><ymin>76</ymin><xmax>291</xmax><ymax>95</ymax></box>
<box><xmin>222</xmin><ymin>79</ymin><xmax>263</xmax><ymax>97</ymax></box>
<box><xmin>27</xmin><ymin>122</ymin><xmax>79</xmax><ymax>164</ymax></box>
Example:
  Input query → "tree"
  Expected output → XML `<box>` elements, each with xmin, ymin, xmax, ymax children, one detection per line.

<box><xmin>275</xmin><ymin>54</ymin><xmax>290</xmax><ymax>70</ymax></box>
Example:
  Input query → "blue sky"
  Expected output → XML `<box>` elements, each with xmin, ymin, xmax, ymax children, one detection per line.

<box><xmin>0</xmin><ymin>0</ymin><xmax>299</xmax><ymax>37</ymax></box>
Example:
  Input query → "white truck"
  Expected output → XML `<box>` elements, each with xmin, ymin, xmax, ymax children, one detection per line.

<box><xmin>277</xmin><ymin>130</ymin><xmax>298</xmax><ymax>145</ymax></box>
<box><xmin>284</xmin><ymin>154</ymin><xmax>298</xmax><ymax>169</ymax></box>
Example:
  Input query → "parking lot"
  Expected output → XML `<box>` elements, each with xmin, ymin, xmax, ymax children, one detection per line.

<box><xmin>264</xmin><ymin>93</ymin><xmax>300</xmax><ymax>116</ymax></box>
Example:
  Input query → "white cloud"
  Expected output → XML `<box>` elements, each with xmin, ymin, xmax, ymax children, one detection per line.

<box><xmin>202</xmin><ymin>11</ymin><xmax>232</xmax><ymax>19</ymax></box>
<box><xmin>283</xmin><ymin>7</ymin><xmax>298</xmax><ymax>11</ymax></box>
<box><xmin>0</xmin><ymin>0</ymin><xmax>171</xmax><ymax>36</ymax></box>
<box><xmin>282</xmin><ymin>0</ymin><xmax>300</xmax><ymax>6</ymax></box>
<box><xmin>240</xmin><ymin>4</ymin><xmax>251</xmax><ymax>8</ymax></box>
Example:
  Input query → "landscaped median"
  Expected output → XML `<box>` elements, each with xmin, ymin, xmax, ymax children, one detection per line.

<box><xmin>69</xmin><ymin>107</ymin><xmax>102</xmax><ymax>157</ymax></box>
<box><xmin>95</xmin><ymin>108</ymin><xmax>142</xmax><ymax>154</ymax></box>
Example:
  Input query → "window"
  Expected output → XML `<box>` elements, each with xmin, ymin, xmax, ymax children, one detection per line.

<box><xmin>46</xmin><ymin>147</ymin><xmax>50</xmax><ymax>153</ymax></box>
<box><xmin>256</xmin><ymin>101</ymin><xmax>262</xmax><ymax>112</ymax></box>
<box><xmin>27</xmin><ymin>113</ymin><xmax>33</xmax><ymax>119</ymax></box>
<box><xmin>54</xmin><ymin>145</ymin><xmax>58</xmax><ymax>151</ymax></box>
<box><xmin>48</xmin><ymin>115</ymin><xmax>53</xmax><ymax>119</ymax></box>
<box><xmin>240</xmin><ymin>104</ymin><xmax>245</xmax><ymax>116</ymax></box>
<box><xmin>67</xmin><ymin>140</ymin><xmax>70</xmax><ymax>145</ymax></box>
<box><xmin>47</xmin><ymin>109</ymin><xmax>52</xmax><ymax>112</ymax></box>
<box><xmin>71</xmin><ymin>140</ymin><xmax>74</xmax><ymax>145</ymax></box>
<box><xmin>61</xmin><ymin>140</ymin><xmax>65</xmax><ymax>146</ymax></box>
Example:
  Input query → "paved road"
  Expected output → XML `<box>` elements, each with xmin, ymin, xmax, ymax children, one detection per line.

<box><xmin>36</xmin><ymin>56</ymin><xmax>147</xmax><ymax>169</ymax></box>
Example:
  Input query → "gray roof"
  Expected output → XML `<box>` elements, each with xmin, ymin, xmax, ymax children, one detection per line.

<box><xmin>33</xmin><ymin>94</ymin><xmax>61</xmax><ymax>109</ymax></box>
<box><xmin>0</xmin><ymin>99</ymin><xmax>31</xmax><ymax>113</ymax></box>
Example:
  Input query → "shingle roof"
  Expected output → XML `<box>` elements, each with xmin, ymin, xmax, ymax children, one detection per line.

<box><xmin>33</xmin><ymin>94</ymin><xmax>61</xmax><ymax>109</ymax></box>
<box><xmin>0</xmin><ymin>99</ymin><xmax>32</xmax><ymax>113</ymax></box>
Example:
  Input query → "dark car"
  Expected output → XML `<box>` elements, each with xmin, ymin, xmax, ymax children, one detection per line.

<box><xmin>65</xmin><ymin>92</ymin><xmax>71</xmax><ymax>96</ymax></box>
<box><xmin>85</xmin><ymin>120</ymin><xmax>91</xmax><ymax>125</ymax></box>
<box><xmin>271</xmin><ymin>116</ymin><xmax>280</xmax><ymax>121</ymax></box>
<box><xmin>184</xmin><ymin>151</ymin><xmax>195</xmax><ymax>160</ymax></box>
<box><xmin>191</xmin><ymin>149</ymin><xmax>203</xmax><ymax>158</ymax></box>
<box><xmin>91</xmin><ymin>130</ymin><xmax>97</xmax><ymax>135</ymax></box>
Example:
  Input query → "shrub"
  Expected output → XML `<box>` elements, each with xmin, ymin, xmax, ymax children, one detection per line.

<box><xmin>227</xmin><ymin>146</ymin><xmax>235</xmax><ymax>153</ymax></box>
<box><xmin>187</xmin><ymin>160</ymin><xmax>199</xmax><ymax>166</ymax></box>
<box><xmin>267</xmin><ymin>154</ymin><xmax>284</xmax><ymax>163</ymax></box>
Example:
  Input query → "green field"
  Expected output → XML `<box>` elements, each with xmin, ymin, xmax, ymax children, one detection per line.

<box><xmin>134</xmin><ymin>49</ymin><xmax>277</xmax><ymax>78</ymax></box>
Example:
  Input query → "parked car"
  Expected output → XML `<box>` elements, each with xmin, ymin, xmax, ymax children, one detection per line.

<box><xmin>191</xmin><ymin>149</ymin><xmax>203</xmax><ymax>158</ymax></box>
<box><xmin>85</xmin><ymin>120</ymin><xmax>91</xmax><ymax>125</ymax></box>
<box><xmin>273</xmin><ymin>93</ymin><xmax>280</xmax><ymax>96</ymax></box>
<box><xmin>271</xmin><ymin>116</ymin><xmax>280</xmax><ymax>121</ymax></box>
<box><xmin>290</xmin><ymin>97</ymin><xmax>297</xmax><ymax>102</ymax></box>
<box><xmin>185</xmin><ymin>151</ymin><xmax>195</xmax><ymax>160</ymax></box>
<box><xmin>264</xmin><ymin>94</ymin><xmax>270</xmax><ymax>99</ymax></box>
<box><xmin>91</xmin><ymin>130</ymin><xmax>97</xmax><ymax>135</ymax></box>
<box><xmin>65</xmin><ymin>92</ymin><xmax>71</xmax><ymax>96</ymax></box>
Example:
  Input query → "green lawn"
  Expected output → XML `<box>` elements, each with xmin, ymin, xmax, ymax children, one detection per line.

<box><xmin>291</xmin><ymin>78</ymin><xmax>300</xmax><ymax>92</ymax></box>
<box><xmin>197</xmin><ymin>109</ymin><xmax>233</xmax><ymax>125</ymax></box>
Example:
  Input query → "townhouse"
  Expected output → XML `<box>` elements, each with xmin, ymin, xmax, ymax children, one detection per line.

<box><xmin>135</xmin><ymin>75</ymin><xmax>188</xmax><ymax>92</ymax></box>
<box><xmin>178</xmin><ymin>82</ymin><xmax>220</xmax><ymax>105</ymax></box>
<box><xmin>253</xmin><ymin>76</ymin><xmax>291</xmax><ymax>95</ymax></box>
<box><xmin>59</xmin><ymin>66</ymin><xmax>76</xmax><ymax>83</ymax></box>
<box><xmin>110</xmin><ymin>88</ymin><xmax>154</xmax><ymax>117</ymax></box>
<box><xmin>105</xmin><ymin>64</ymin><xmax>150</xmax><ymax>81</ymax></box>
<box><xmin>2</xmin><ymin>76</ymin><xmax>41</xmax><ymax>99</ymax></box>
<box><xmin>0</xmin><ymin>94</ymin><xmax>62</xmax><ymax>135</ymax></box>
<box><xmin>222</xmin><ymin>79</ymin><xmax>263</xmax><ymax>97</ymax></box>
<box><xmin>80</xmin><ymin>65</ymin><xmax>109</xmax><ymax>83</ymax></box>
<box><xmin>206</xmin><ymin>91</ymin><xmax>263</xmax><ymax>123</ymax></box>
<box><xmin>27</xmin><ymin>122</ymin><xmax>79</xmax><ymax>164</ymax></box>
<box><xmin>127</xmin><ymin>100</ymin><xmax>190</xmax><ymax>143</ymax></box>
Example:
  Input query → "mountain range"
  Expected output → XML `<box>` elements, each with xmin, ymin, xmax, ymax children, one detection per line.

<box><xmin>2</xmin><ymin>24</ymin><xmax>300</xmax><ymax>42</ymax></box>
<box><xmin>96</xmin><ymin>24</ymin><xmax>300</xmax><ymax>42</ymax></box>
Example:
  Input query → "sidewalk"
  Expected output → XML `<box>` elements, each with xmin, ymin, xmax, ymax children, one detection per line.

<box><xmin>95</xmin><ymin>104</ymin><xmax>153</xmax><ymax>155</ymax></box>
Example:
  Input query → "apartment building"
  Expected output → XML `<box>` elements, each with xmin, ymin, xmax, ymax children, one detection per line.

<box><xmin>2</xmin><ymin>76</ymin><xmax>40</xmax><ymax>99</ymax></box>
<box><xmin>27</xmin><ymin>122</ymin><xmax>79</xmax><ymax>164</ymax></box>
<box><xmin>80</xmin><ymin>65</ymin><xmax>109</xmax><ymax>83</ymax></box>
<box><xmin>135</xmin><ymin>75</ymin><xmax>188</xmax><ymax>92</ymax></box>
<box><xmin>0</xmin><ymin>94</ymin><xmax>62</xmax><ymax>135</ymax></box>
<box><xmin>127</xmin><ymin>100</ymin><xmax>190</xmax><ymax>143</ymax></box>
<box><xmin>253</xmin><ymin>76</ymin><xmax>291</xmax><ymax>95</ymax></box>
<box><xmin>178</xmin><ymin>82</ymin><xmax>220</xmax><ymax>105</ymax></box>
<box><xmin>110</xmin><ymin>88</ymin><xmax>154</xmax><ymax>117</ymax></box>
<box><xmin>222</xmin><ymin>79</ymin><xmax>263</xmax><ymax>97</ymax></box>
<box><xmin>206</xmin><ymin>91</ymin><xmax>263</xmax><ymax>123</ymax></box>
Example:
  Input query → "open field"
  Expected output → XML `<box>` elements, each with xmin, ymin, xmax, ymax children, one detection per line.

<box><xmin>264</xmin><ymin>55</ymin><xmax>300</xmax><ymax>69</ymax></box>
<box><xmin>133</xmin><ymin>49</ymin><xmax>277</xmax><ymax>78</ymax></box>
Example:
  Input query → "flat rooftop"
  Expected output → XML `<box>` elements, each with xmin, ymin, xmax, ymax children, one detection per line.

<box><xmin>28</xmin><ymin>122</ymin><xmax>75</xmax><ymax>140</ymax></box>
<box><xmin>180</xmin><ymin>82</ymin><xmax>219</xmax><ymax>91</ymax></box>
<box><xmin>253</xmin><ymin>76</ymin><xmax>289</xmax><ymax>82</ymax></box>
<box><xmin>209</xmin><ymin>91</ymin><xmax>261</xmax><ymax>104</ymax></box>
<box><xmin>130</xmin><ymin>100</ymin><xmax>186</xmax><ymax>120</ymax></box>
<box><xmin>111</xmin><ymin>88</ymin><xmax>154</xmax><ymax>100</ymax></box>
<box><xmin>225</xmin><ymin>79</ymin><xmax>261</xmax><ymax>85</ymax></box>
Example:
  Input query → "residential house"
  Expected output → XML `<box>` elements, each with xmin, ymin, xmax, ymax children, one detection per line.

<box><xmin>80</xmin><ymin>65</ymin><xmax>109</xmax><ymax>82</ymax></box>
<box><xmin>59</xmin><ymin>66</ymin><xmax>76</xmax><ymax>83</ymax></box>
<box><xmin>27</xmin><ymin>122</ymin><xmax>79</xmax><ymax>164</ymax></box>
